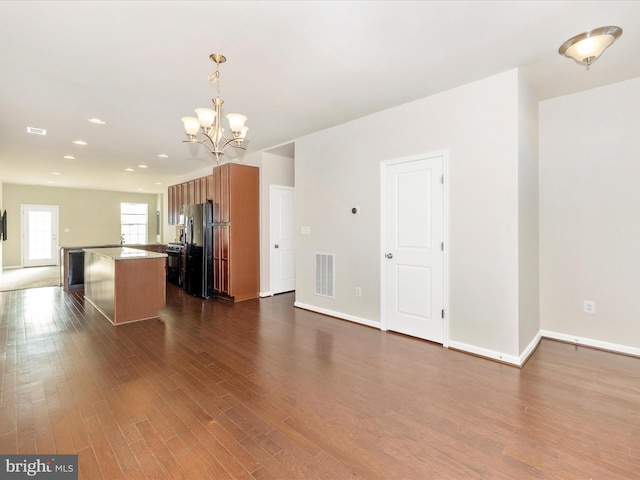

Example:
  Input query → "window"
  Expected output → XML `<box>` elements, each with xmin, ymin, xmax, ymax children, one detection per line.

<box><xmin>120</xmin><ymin>203</ymin><xmax>148</xmax><ymax>245</ymax></box>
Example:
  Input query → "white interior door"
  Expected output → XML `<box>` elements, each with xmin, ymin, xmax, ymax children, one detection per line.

<box><xmin>22</xmin><ymin>204</ymin><xmax>59</xmax><ymax>267</ymax></box>
<box><xmin>382</xmin><ymin>155</ymin><xmax>445</xmax><ymax>343</ymax></box>
<box><xmin>270</xmin><ymin>186</ymin><xmax>296</xmax><ymax>294</ymax></box>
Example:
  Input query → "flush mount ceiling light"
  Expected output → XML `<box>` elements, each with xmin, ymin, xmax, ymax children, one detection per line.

<box><xmin>181</xmin><ymin>53</ymin><xmax>249</xmax><ymax>163</ymax></box>
<box><xmin>27</xmin><ymin>126</ymin><xmax>46</xmax><ymax>136</ymax></box>
<box><xmin>559</xmin><ymin>26</ymin><xmax>622</xmax><ymax>68</ymax></box>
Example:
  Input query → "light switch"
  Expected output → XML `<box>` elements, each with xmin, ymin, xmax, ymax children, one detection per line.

<box><xmin>301</xmin><ymin>226</ymin><xmax>311</xmax><ymax>235</ymax></box>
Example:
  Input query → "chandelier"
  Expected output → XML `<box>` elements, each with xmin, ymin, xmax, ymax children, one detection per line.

<box><xmin>181</xmin><ymin>53</ymin><xmax>248</xmax><ymax>163</ymax></box>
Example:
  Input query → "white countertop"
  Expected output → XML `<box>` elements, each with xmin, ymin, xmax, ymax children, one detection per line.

<box><xmin>83</xmin><ymin>247</ymin><xmax>167</xmax><ymax>260</ymax></box>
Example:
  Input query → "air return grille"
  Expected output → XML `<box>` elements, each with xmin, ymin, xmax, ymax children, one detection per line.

<box><xmin>315</xmin><ymin>253</ymin><xmax>335</xmax><ymax>298</ymax></box>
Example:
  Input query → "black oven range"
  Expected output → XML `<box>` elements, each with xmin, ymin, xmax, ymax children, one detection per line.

<box><xmin>166</xmin><ymin>243</ymin><xmax>184</xmax><ymax>286</ymax></box>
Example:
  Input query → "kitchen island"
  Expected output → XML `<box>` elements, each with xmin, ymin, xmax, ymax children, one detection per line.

<box><xmin>60</xmin><ymin>243</ymin><xmax>167</xmax><ymax>290</ymax></box>
<box><xmin>84</xmin><ymin>247</ymin><xmax>167</xmax><ymax>325</ymax></box>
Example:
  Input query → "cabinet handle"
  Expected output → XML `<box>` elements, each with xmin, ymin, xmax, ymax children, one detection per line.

<box><xmin>385</xmin><ymin>253</ymin><xmax>393</xmax><ymax>259</ymax></box>
<box><xmin>274</xmin><ymin>244</ymin><xmax>280</xmax><ymax>249</ymax></box>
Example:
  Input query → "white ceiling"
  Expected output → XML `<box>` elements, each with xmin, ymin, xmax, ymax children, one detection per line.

<box><xmin>1</xmin><ymin>1</ymin><xmax>639</xmax><ymax>194</ymax></box>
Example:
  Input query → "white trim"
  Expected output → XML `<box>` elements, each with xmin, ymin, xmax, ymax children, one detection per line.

<box><xmin>519</xmin><ymin>331</ymin><xmax>542</xmax><ymax>365</ymax></box>
<box><xmin>294</xmin><ymin>301</ymin><xmax>381</xmax><ymax>329</ymax></box>
<box><xmin>260</xmin><ymin>291</ymin><xmax>273</xmax><ymax>297</ymax></box>
<box><xmin>442</xmin><ymin>152</ymin><xmax>450</xmax><ymax>347</ymax></box>
<box><xmin>447</xmin><ymin>339</ymin><xmax>522</xmax><ymax>367</ymax></box>
<box><xmin>540</xmin><ymin>329</ymin><xmax>640</xmax><ymax>358</ymax></box>
<box><xmin>379</xmin><ymin>150</ymin><xmax>450</xmax><ymax>344</ymax></box>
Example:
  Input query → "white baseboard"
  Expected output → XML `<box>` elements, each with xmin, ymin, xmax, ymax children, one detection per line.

<box><xmin>260</xmin><ymin>291</ymin><xmax>273</xmax><ymax>297</ymax></box>
<box><xmin>294</xmin><ymin>302</ymin><xmax>381</xmax><ymax>329</ymax></box>
<box><xmin>447</xmin><ymin>340</ymin><xmax>523</xmax><ymax>367</ymax></box>
<box><xmin>519</xmin><ymin>331</ymin><xmax>543</xmax><ymax>365</ymax></box>
<box><xmin>288</xmin><ymin>300</ymin><xmax>640</xmax><ymax>363</ymax></box>
<box><xmin>540</xmin><ymin>329</ymin><xmax>640</xmax><ymax>358</ymax></box>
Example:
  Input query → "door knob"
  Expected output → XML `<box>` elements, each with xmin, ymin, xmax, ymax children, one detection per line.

<box><xmin>274</xmin><ymin>244</ymin><xmax>279</xmax><ymax>249</ymax></box>
<box><xmin>385</xmin><ymin>253</ymin><xmax>393</xmax><ymax>259</ymax></box>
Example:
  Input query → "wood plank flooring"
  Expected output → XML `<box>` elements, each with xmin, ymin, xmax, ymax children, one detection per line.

<box><xmin>1</xmin><ymin>284</ymin><xmax>639</xmax><ymax>479</ymax></box>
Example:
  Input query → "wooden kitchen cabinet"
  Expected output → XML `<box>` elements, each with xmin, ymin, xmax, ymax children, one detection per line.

<box><xmin>168</xmin><ymin>174</ymin><xmax>216</xmax><ymax>225</ymax></box>
<box><xmin>168</xmin><ymin>185</ymin><xmax>175</xmax><ymax>225</ymax></box>
<box><xmin>206</xmin><ymin>174</ymin><xmax>214</xmax><ymax>200</ymax></box>
<box><xmin>200</xmin><ymin>176</ymin><xmax>209</xmax><ymax>203</ymax></box>
<box><xmin>187</xmin><ymin>180</ymin><xmax>195</xmax><ymax>206</ymax></box>
<box><xmin>211</xmin><ymin>163</ymin><xmax>259</xmax><ymax>301</ymax></box>
<box><xmin>194</xmin><ymin>180</ymin><xmax>201</xmax><ymax>205</ymax></box>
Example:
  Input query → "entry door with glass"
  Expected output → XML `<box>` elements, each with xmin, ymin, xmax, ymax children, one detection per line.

<box><xmin>21</xmin><ymin>204</ymin><xmax>59</xmax><ymax>267</ymax></box>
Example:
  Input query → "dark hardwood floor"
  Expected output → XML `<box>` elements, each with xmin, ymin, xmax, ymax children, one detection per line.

<box><xmin>1</xmin><ymin>284</ymin><xmax>639</xmax><ymax>479</ymax></box>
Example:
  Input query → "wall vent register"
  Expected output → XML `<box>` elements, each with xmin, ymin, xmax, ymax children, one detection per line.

<box><xmin>315</xmin><ymin>253</ymin><xmax>335</xmax><ymax>298</ymax></box>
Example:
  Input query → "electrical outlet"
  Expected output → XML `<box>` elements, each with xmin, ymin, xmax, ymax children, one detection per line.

<box><xmin>355</xmin><ymin>287</ymin><xmax>361</xmax><ymax>297</ymax></box>
<box><xmin>583</xmin><ymin>300</ymin><xmax>595</xmax><ymax>314</ymax></box>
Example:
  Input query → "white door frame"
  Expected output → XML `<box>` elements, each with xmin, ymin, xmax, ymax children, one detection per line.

<box><xmin>380</xmin><ymin>151</ymin><xmax>450</xmax><ymax>347</ymax></box>
<box><xmin>270</xmin><ymin>185</ymin><xmax>296</xmax><ymax>295</ymax></box>
<box><xmin>21</xmin><ymin>204</ymin><xmax>60</xmax><ymax>267</ymax></box>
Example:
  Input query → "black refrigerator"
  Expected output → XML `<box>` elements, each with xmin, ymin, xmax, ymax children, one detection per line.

<box><xmin>182</xmin><ymin>203</ymin><xmax>213</xmax><ymax>298</ymax></box>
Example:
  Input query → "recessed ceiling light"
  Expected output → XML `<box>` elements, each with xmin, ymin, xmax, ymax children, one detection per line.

<box><xmin>87</xmin><ymin>118</ymin><xmax>106</xmax><ymax>125</ymax></box>
<box><xmin>138</xmin><ymin>164</ymin><xmax>148</xmax><ymax>169</ymax></box>
<box><xmin>73</xmin><ymin>140</ymin><xmax>87</xmax><ymax>145</ymax></box>
<box><xmin>63</xmin><ymin>155</ymin><xmax>76</xmax><ymax>160</ymax></box>
<box><xmin>157</xmin><ymin>154</ymin><xmax>168</xmax><ymax>158</ymax></box>
<box><xmin>125</xmin><ymin>168</ymin><xmax>135</xmax><ymax>172</ymax></box>
<box><xmin>155</xmin><ymin>182</ymin><xmax>163</xmax><ymax>185</ymax></box>
<box><xmin>51</xmin><ymin>172</ymin><xmax>61</xmax><ymax>176</ymax></box>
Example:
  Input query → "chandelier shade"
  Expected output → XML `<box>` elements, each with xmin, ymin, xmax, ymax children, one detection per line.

<box><xmin>181</xmin><ymin>53</ymin><xmax>248</xmax><ymax>163</ymax></box>
<box><xmin>559</xmin><ymin>26</ymin><xmax>622</xmax><ymax>67</ymax></box>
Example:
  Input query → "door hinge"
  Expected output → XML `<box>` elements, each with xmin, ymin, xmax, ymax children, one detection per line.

<box><xmin>441</xmin><ymin>309</ymin><xmax>445</xmax><ymax>319</ymax></box>
<box><xmin>441</xmin><ymin>175</ymin><xmax>444</xmax><ymax>184</ymax></box>
<box><xmin>441</xmin><ymin>242</ymin><xmax>444</xmax><ymax>251</ymax></box>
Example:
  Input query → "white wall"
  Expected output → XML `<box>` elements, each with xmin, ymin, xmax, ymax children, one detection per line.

<box><xmin>295</xmin><ymin>69</ymin><xmax>529</xmax><ymax>359</ymax></box>
<box><xmin>540</xmin><ymin>76</ymin><xmax>640</xmax><ymax>351</ymax></box>
<box><xmin>518</xmin><ymin>71</ymin><xmax>540</xmax><ymax>353</ymax></box>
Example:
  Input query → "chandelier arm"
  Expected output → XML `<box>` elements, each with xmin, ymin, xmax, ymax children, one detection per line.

<box><xmin>182</xmin><ymin>139</ymin><xmax>218</xmax><ymax>156</ymax></box>
<box><xmin>182</xmin><ymin>137</ymin><xmax>245</xmax><ymax>156</ymax></box>
<box><xmin>218</xmin><ymin>138</ymin><xmax>247</xmax><ymax>152</ymax></box>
